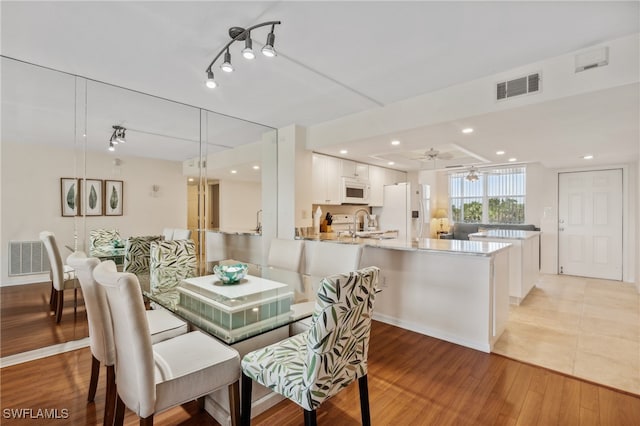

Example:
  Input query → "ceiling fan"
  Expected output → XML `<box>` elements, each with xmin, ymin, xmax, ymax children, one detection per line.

<box><xmin>412</xmin><ymin>147</ymin><xmax>454</xmax><ymax>168</ymax></box>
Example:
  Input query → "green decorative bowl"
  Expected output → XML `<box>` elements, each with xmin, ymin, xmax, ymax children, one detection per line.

<box><xmin>213</xmin><ymin>263</ymin><xmax>248</xmax><ymax>284</ymax></box>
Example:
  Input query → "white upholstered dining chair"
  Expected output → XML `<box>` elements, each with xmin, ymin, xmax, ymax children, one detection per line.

<box><xmin>67</xmin><ymin>251</ymin><xmax>189</xmax><ymax>425</ymax></box>
<box><xmin>267</xmin><ymin>238</ymin><xmax>304</xmax><ymax>272</ymax></box>
<box><xmin>307</xmin><ymin>242</ymin><xmax>363</xmax><ymax>278</ymax></box>
<box><xmin>93</xmin><ymin>260</ymin><xmax>241</xmax><ymax>426</ymax></box>
<box><xmin>40</xmin><ymin>231</ymin><xmax>79</xmax><ymax>323</ymax></box>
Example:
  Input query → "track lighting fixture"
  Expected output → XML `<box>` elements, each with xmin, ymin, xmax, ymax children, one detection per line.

<box><xmin>205</xmin><ymin>21</ymin><xmax>281</xmax><ymax>89</ymax></box>
<box><xmin>108</xmin><ymin>125</ymin><xmax>126</xmax><ymax>152</ymax></box>
<box><xmin>221</xmin><ymin>49</ymin><xmax>234</xmax><ymax>72</ymax></box>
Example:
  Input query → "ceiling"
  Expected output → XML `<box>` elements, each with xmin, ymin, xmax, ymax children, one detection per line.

<box><xmin>1</xmin><ymin>1</ymin><xmax>639</xmax><ymax>172</ymax></box>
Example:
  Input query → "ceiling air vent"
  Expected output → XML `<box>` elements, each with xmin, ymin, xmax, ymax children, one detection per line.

<box><xmin>496</xmin><ymin>72</ymin><xmax>541</xmax><ymax>101</ymax></box>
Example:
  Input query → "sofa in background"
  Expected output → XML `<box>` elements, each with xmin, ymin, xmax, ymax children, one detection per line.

<box><xmin>441</xmin><ymin>223</ymin><xmax>539</xmax><ymax>240</ymax></box>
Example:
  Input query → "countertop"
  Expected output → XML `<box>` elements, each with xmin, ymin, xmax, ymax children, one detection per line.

<box><xmin>468</xmin><ymin>229</ymin><xmax>541</xmax><ymax>240</ymax></box>
<box><xmin>298</xmin><ymin>233</ymin><xmax>511</xmax><ymax>257</ymax></box>
<box><xmin>206</xmin><ymin>228</ymin><xmax>262</xmax><ymax>236</ymax></box>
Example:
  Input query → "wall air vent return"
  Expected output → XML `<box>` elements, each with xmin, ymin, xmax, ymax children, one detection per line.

<box><xmin>575</xmin><ymin>46</ymin><xmax>608</xmax><ymax>73</ymax></box>
<box><xmin>496</xmin><ymin>72</ymin><xmax>541</xmax><ymax>101</ymax></box>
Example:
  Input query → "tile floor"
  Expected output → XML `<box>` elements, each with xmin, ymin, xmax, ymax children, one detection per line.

<box><xmin>493</xmin><ymin>273</ymin><xmax>640</xmax><ymax>395</ymax></box>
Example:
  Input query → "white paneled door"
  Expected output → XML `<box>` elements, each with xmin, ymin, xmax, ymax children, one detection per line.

<box><xmin>558</xmin><ymin>169</ymin><xmax>622</xmax><ymax>280</ymax></box>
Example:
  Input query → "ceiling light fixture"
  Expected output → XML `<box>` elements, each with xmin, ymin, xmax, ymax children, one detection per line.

<box><xmin>508</xmin><ymin>157</ymin><xmax>517</xmax><ymax>162</ymax></box>
<box><xmin>220</xmin><ymin>49</ymin><xmax>234</xmax><ymax>72</ymax></box>
<box><xmin>496</xmin><ymin>150</ymin><xmax>505</xmax><ymax>155</ymax></box>
<box><xmin>205</xmin><ymin>21</ymin><xmax>281</xmax><ymax>89</ymax></box>
<box><xmin>108</xmin><ymin>125</ymin><xmax>126</xmax><ymax>151</ymax></box>
<box><xmin>465</xmin><ymin>166</ymin><xmax>479</xmax><ymax>182</ymax></box>
<box><xmin>340</xmin><ymin>149</ymin><xmax>348</xmax><ymax>154</ymax></box>
<box><xmin>388</xmin><ymin>161</ymin><xmax>395</xmax><ymax>165</ymax></box>
<box><xmin>462</xmin><ymin>128</ymin><xmax>474</xmax><ymax>134</ymax></box>
<box><xmin>253</xmin><ymin>165</ymin><xmax>260</xmax><ymax>170</ymax></box>
<box><xmin>391</xmin><ymin>140</ymin><xmax>400</xmax><ymax>146</ymax></box>
<box><xmin>583</xmin><ymin>154</ymin><xmax>594</xmax><ymax>160</ymax></box>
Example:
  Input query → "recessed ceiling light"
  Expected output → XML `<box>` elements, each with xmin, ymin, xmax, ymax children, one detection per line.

<box><xmin>462</xmin><ymin>128</ymin><xmax>474</xmax><ymax>134</ymax></box>
<box><xmin>496</xmin><ymin>150</ymin><xmax>505</xmax><ymax>155</ymax></box>
<box><xmin>339</xmin><ymin>149</ymin><xmax>348</xmax><ymax>154</ymax></box>
<box><xmin>508</xmin><ymin>158</ymin><xmax>517</xmax><ymax>162</ymax></box>
<box><xmin>388</xmin><ymin>161</ymin><xmax>395</xmax><ymax>165</ymax></box>
<box><xmin>391</xmin><ymin>140</ymin><xmax>400</xmax><ymax>146</ymax></box>
<box><xmin>583</xmin><ymin>155</ymin><xmax>594</xmax><ymax>160</ymax></box>
<box><xmin>253</xmin><ymin>165</ymin><xmax>260</xmax><ymax>170</ymax></box>
<box><xmin>188</xmin><ymin>178</ymin><xmax>194</xmax><ymax>182</ymax></box>
<box><xmin>231</xmin><ymin>170</ymin><xmax>237</xmax><ymax>174</ymax></box>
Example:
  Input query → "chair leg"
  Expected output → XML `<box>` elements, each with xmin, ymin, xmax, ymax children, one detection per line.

<box><xmin>49</xmin><ymin>285</ymin><xmax>55</xmax><ymax>310</ymax></box>
<box><xmin>74</xmin><ymin>287</ymin><xmax>78</xmax><ymax>315</ymax></box>
<box><xmin>104</xmin><ymin>365</ymin><xmax>116</xmax><ymax>426</ymax></box>
<box><xmin>241</xmin><ymin>373</ymin><xmax>252</xmax><ymax>426</ymax></box>
<box><xmin>140</xmin><ymin>415</ymin><xmax>153</xmax><ymax>426</ymax></box>
<box><xmin>113</xmin><ymin>392</ymin><xmax>125</xmax><ymax>426</ymax></box>
<box><xmin>304</xmin><ymin>409</ymin><xmax>317</xmax><ymax>426</ymax></box>
<box><xmin>358</xmin><ymin>375</ymin><xmax>371</xmax><ymax>426</ymax></box>
<box><xmin>229</xmin><ymin>380</ymin><xmax>240</xmax><ymax>426</ymax></box>
<box><xmin>197</xmin><ymin>396</ymin><xmax>206</xmax><ymax>412</ymax></box>
<box><xmin>88</xmin><ymin>355</ymin><xmax>100</xmax><ymax>402</ymax></box>
<box><xmin>55</xmin><ymin>290</ymin><xmax>64</xmax><ymax>324</ymax></box>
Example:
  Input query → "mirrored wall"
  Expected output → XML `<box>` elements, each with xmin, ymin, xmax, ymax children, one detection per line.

<box><xmin>1</xmin><ymin>56</ymin><xmax>278</xmax><ymax>352</ymax></box>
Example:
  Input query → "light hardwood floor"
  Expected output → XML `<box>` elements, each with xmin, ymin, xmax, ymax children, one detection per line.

<box><xmin>1</xmin><ymin>278</ymin><xmax>639</xmax><ymax>424</ymax></box>
<box><xmin>494</xmin><ymin>274</ymin><xmax>640</xmax><ymax>395</ymax></box>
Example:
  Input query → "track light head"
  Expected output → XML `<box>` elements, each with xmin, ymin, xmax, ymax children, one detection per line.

<box><xmin>206</xmin><ymin>70</ymin><xmax>217</xmax><ymax>88</ymax></box>
<box><xmin>262</xmin><ymin>31</ymin><xmax>276</xmax><ymax>57</ymax></box>
<box><xmin>221</xmin><ymin>49</ymin><xmax>234</xmax><ymax>72</ymax></box>
<box><xmin>242</xmin><ymin>35</ymin><xmax>255</xmax><ymax>59</ymax></box>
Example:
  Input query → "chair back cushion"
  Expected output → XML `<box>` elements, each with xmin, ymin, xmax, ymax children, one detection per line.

<box><xmin>267</xmin><ymin>238</ymin><xmax>304</xmax><ymax>272</ymax></box>
<box><xmin>40</xmin><ymin>231</ymin><xmax>65</xmax><ymax>291</ymax></box>
<box><xmin>171</xmin><ymin>229</ymin><xmax>191</xmax><ymax>240</ymax></box>
<box><xmin>162</xmin><ymin>228</ymin><xmax>174</xmax><ymax>241</ymax></box>
<box><xmin>305</xmin><ymin>266</ymin><xmax>379</xmax><ymax>406</ymax></box>
<box><xmin>66</xmin><ymin>251</ymin><xmax>115</xmax><ymax>365</ymax></box>
<box><xmin>93</xmin><ymin>261</ymin><xmax>155</xmax><ymax>417</ymax></box>
<box><xmin>89</xmin><ymin>229</ymin><xmax>120</xmax><ymax>250</ymax></box>
<box><xmin>308</xmin><ymin>242</ymin><xmax>362</xmax><ymax>277</ymax></box>
<box><xmin>123</xmin><ymin>236</ymin><xmax>163</xmax><ymax>274</ymax></box>
<box><xmin>149</xmin><ymin>240</ymin><xmax>196</xmax><ymax>293</ymax></box>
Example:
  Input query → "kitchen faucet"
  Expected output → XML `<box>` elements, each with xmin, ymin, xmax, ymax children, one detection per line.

<box><xmin>353</xmin><ymin>208</ymin><xmax>370</xmax><ymax>236</ymax></box>
<box><xmin>256</xmin><ymin>209</ymin><xmax>262</xmax><ymax>234</ymax></box>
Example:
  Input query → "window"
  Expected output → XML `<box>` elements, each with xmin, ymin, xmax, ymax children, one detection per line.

<box><xmin>449</xmin><ymin>166</ymin><xmax>525</xmax><ymax>224</ymax></box>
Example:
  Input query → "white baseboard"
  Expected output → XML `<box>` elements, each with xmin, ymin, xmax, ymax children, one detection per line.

<box><xmin>0</xmin><ymin>338</ymin><xmax>90</xmax><ymax>368</ymax></box>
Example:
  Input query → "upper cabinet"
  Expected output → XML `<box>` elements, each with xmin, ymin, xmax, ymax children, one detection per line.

<box><xmin>312</xmin><ymin>153</ymin><xmax>342</xmax><ymax>205</ymax></box>
<box><xmin>369</xmin><ymin>166</ymin><xmax>408</xmax><ymax>206</ymax></box>
<box><xmin>341</xmin><ymin>159</ymin><xmax>369</xmax><ymax>181</ymax></box>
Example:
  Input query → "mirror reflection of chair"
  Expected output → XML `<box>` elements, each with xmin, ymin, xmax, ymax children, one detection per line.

<box><xmin>162</xmin><ymin>228</ymin><xmax>174</xmax><ymax>241</ymax></box>
<box><xmin>267</xmin><ymin>238</ymin><xmax>304</xmax><ymax>272</ymax></box>
<box><xmin>241</xmin><ymin>266</ymin><xmax>380</xmax><ymax>426</ymax></box>
<box><xmin>93</xmin><ymin>260</ymin><xmax>241</xmax><ymax>426</ymax></box>
<box><xmin>149</xmin><ymin>240</ymin><xmax>196</xmax><ymax>294</ymax></box>
<box><xmin>171</xmin><ymin>228</ymin><xmax>192</xmax><ymax>240</ymax></box>
<box><xmin>67</xmin><ymin>251</ymin><xmax>189</xmax><ymax>425</ymax></box>
<box><xmin>89</xmin><ymin>229</ymin><xmax>120</xmax><ymax>250</ymax></box>
<box><xmin>39</xmin><ymin>231</ymin><xmax>79</xmax><ymax>323</ymax></box>
<box><xmin>123</xmin><ymin>236</ymin><xmax>163</xmax><ymax>275</ymax></box>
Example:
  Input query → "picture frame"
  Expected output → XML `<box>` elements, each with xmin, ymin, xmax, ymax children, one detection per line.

<box><xmin>104</xmin><ymin>180</ymin><xmax>124</xmax><ymax>216</ymax></box>
<box><xmin>60</xmin><ymin>178</ymin><xmax>80</xmax><ymax>217</ymax></box>
<box><xmin>82</xmin><ymin>179</ymin><xmax>103</xmax><ymax>216</ymax></box>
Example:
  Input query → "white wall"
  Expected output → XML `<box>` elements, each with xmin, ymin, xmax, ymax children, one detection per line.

<box><xmin>1</xmin><ymin>142</ymin><xmax>188</xmax><ymax>286</ymax></box>
<box><xmin>218</xmin><ymin>180</ymin><xmax>262</xmax><ymax>231</ymax></box>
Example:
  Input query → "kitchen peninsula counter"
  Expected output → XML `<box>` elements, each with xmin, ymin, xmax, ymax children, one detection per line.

<box><xmin>298</xmin><ymin>234</ymin><xmax>511</xmax><ymax>257</ymax></box>
<box><xmin>299</xmin><ymin>236</ymin><xmax>511</xmax><ymax>353</ymax></box>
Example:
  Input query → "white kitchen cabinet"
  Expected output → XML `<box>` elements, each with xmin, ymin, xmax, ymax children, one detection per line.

<box><xmin>368</xmin><ymin>165</ymin><xmax>385</xmax><ymax>207</ymax></box>
<box><xmin>341</xmin><ymin>159</ymin><xmax>369</xmax><ymax>180</ymax></box>
<box><xmin>312</xmin><ymin>154</ymin><xmax>341</xmax><ymax>205</ymax></box>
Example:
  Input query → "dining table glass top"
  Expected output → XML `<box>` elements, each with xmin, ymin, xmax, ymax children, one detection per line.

<box><xmin>141</xmin><ymin>261</ymin><xmax>321</xmax><ymax>345</ymax></box>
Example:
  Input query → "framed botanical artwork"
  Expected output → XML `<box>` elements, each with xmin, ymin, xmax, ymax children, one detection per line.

<box><xmin>82</xmin><ymin>179</ymin><xmax>103</xmax><ymax>216</ymax></box>
<box><xmin>104</xmin><ymin>180</ymin><xmax>124</xmax><ymax>216</ymax></box>
<box><xmin>60</xmin><ymin>178</ymin><xmax>80</xmax><ymax>217</ymax></box>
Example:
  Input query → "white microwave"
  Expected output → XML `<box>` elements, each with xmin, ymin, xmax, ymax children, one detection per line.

<box><xmin>341</xmin><ymin>178</ymin><xmax>370</xmax><ymax>204</ymax></box>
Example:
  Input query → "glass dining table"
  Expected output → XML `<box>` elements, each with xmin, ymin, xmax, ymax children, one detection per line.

<box><xmin>141</xmin><ymin>261</ymin><xmax>320</xmax><ymax>345</ymax></box>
